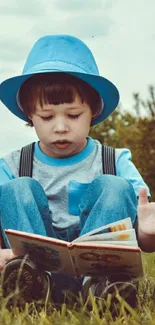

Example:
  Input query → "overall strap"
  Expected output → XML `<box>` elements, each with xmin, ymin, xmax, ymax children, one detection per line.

<box><xmin>19</xmin><ymin>142</ymin><xmax>35</xmax><ymax>177</ymax></box>
<box><xmin>102</xmin><ymin>145</ymin><xmax>116</xmax><ymax>175</ymax></box>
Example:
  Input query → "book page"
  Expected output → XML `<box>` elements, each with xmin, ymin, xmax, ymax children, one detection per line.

<box><xmin>73</xmin><ymin>217</ymin><xmax>133</xmax><ymax>243</ymax></box>
<box><xmin>74</xmin><ymin>229</ymin><xmax>137</xmax><ymax>245</ymax></box>
<box><xmin>6</xmin><ymin>230</ymin><xmax>75</xmax><ymax>276</ymax></box>
<box><xmin>77</xmin><ymin>240</ymin><xmax>138</xmax><ymax>247</ymax></box>
<box><xmin>71</xmin><ymin>244</ymin><xmax>143</xmax><ymax>278</ymax></box>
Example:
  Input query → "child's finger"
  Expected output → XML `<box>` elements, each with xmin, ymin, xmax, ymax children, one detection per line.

<box><xmin>138</xmin><ymin>187</ymin><xmax>149</xmax><ymax>205</ymax></box>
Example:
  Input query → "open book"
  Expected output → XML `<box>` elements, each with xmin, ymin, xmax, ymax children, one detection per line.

<box><xmin>5</xmin><ymin>217</ymin><xmax>143</xmax><ymax>279</ymax></box>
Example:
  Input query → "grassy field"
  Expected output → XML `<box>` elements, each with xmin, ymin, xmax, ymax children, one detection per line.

<box><xmin>0</xmin><ymin>252</ymin><xmax>155</xmax><ymax>325</ymax></box>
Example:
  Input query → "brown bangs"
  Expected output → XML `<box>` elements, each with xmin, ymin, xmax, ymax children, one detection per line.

<box><xmin>19</xmin><ymin>72</ymin><xmax>101</xmax><ymax>126</ymax></box>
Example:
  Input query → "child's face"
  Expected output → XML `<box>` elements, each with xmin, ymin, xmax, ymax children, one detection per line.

<box><xmin>29</xmin><ymin>93</ymin><xmax>93</xmax><ymax>158</ymax></box>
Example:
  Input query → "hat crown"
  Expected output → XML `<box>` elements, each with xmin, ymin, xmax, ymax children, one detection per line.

<box><xmin>23</xmin><ymin>35</ymin><xmax>99</xmax><ymax>75</ymax></box>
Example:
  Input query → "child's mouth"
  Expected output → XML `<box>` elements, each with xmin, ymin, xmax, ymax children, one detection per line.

<box><xmin>53</xmin><ymin>141</ymin><xmax>71</xmax><ymax>149</ymax></box>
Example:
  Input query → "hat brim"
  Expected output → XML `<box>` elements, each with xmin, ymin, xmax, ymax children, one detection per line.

<box><xmin>0</xmin><ymin>69</ymin><xmax>119</xmax><ymax>126</ymax></box>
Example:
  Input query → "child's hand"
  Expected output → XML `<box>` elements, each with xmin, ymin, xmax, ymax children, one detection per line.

<box><xmin>138</xmin><ymin>187</ymin><xmax>155</xmax><ymax>236</ymax></box>
<box><xmin>0</xmin><ymin>249</ymin><xmax>15</xmax><ymax>271</ymax></box>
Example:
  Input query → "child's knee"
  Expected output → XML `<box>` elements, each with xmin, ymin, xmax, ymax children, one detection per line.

<box><xmin>0</xmin><ymin>177</ymin><xmax>46</xmax><ymax>206</ymax></box>
<box><xmin>92</xmin><ymin>175</ymin><xmax>136</xmax><ymax>198</ymax></box>
<box><xmin>1</xmin><ymin>177</ymin><xmax>41</xmax><ymax>193</ymax></box>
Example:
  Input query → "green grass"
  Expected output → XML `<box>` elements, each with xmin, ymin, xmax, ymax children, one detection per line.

<box><xmin>0</xmin><ymin>252</ymin><xmax>155</xmax><ymax>325</ymax></box>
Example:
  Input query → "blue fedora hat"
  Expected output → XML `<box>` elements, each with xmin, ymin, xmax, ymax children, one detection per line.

<box><xmin>0</xmin><ymin>34</ymin><xmax>119</xmax><ymax>126</ymax></box>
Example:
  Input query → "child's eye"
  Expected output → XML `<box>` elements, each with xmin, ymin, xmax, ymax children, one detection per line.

<box><xmin>41</xmin><ymin>116</ymin><xmax>53</xmax><ymax>121</ymax></box>
<box><xmin>68</xmin><ymin>114</ymin><xmax>81</xmax><ymax>119</ymax></box>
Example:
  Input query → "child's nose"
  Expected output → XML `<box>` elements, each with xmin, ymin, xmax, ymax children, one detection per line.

<box><xmin>53</xmin><ymin>118</ymin><xmax>69</xmax><ymax>133</ymax></box>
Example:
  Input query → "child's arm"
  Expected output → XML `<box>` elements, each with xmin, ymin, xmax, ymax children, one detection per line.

<box><xmin>137</xmin><ymin>187</ymin><xmax>155</xmax><ymax>252</ymax></box>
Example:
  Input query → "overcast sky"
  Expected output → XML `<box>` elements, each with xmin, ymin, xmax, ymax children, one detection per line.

<box><xmin>0</xmin><ymin>0</ymin><xmax>155</xmax><ymax>156</ymax></box>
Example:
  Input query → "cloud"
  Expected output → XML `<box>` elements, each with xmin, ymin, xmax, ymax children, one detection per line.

<box><xmin>33</xmin><ymin>11</ymin><xmax>113</xmax><ymax>39</ymax></box>
<box><xmin>53</xmin><ymin>0</ymin><xmax>104</xmax><ymax>11</ymax></box>
<box><xmin>0</xmin><ymin>105</ymin><xmax>37</xmax><ymax>156</ymax></box>
<box><xmin>0</xmin><ymin>39</ymin><xmax>29</xmax><ymax>63</ymax></box>
<box><xmin>23</xmin><ymin>1</ymin><xmax>114</xmax><ymax>40</ymax></box>
<box><xmin>0</xmin><ymin>0</ymin><xmax>45</xmax><ymax>16</ymax></box>
<box><xmin>53</xmin><ymin>0</ymin><xmax>117</xmax><ymax>12</ymax></box>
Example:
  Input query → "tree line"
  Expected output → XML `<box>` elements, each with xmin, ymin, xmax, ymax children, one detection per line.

<box><xmin>89</xmin><ymin>86</ymin><xmax>155</xmax><ymax>200</ymax></box>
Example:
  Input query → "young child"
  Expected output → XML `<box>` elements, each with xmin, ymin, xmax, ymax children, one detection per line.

<box><xmin>0</xmin><ymin>34</ymin><xmax>154</xmax><ymax>309</ymax></box>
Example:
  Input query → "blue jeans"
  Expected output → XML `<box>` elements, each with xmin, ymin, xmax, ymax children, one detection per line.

<box><xmin>0</xmin><ymin>175</ymin><xmax>138</xmax><ymax>303</ymax></box>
